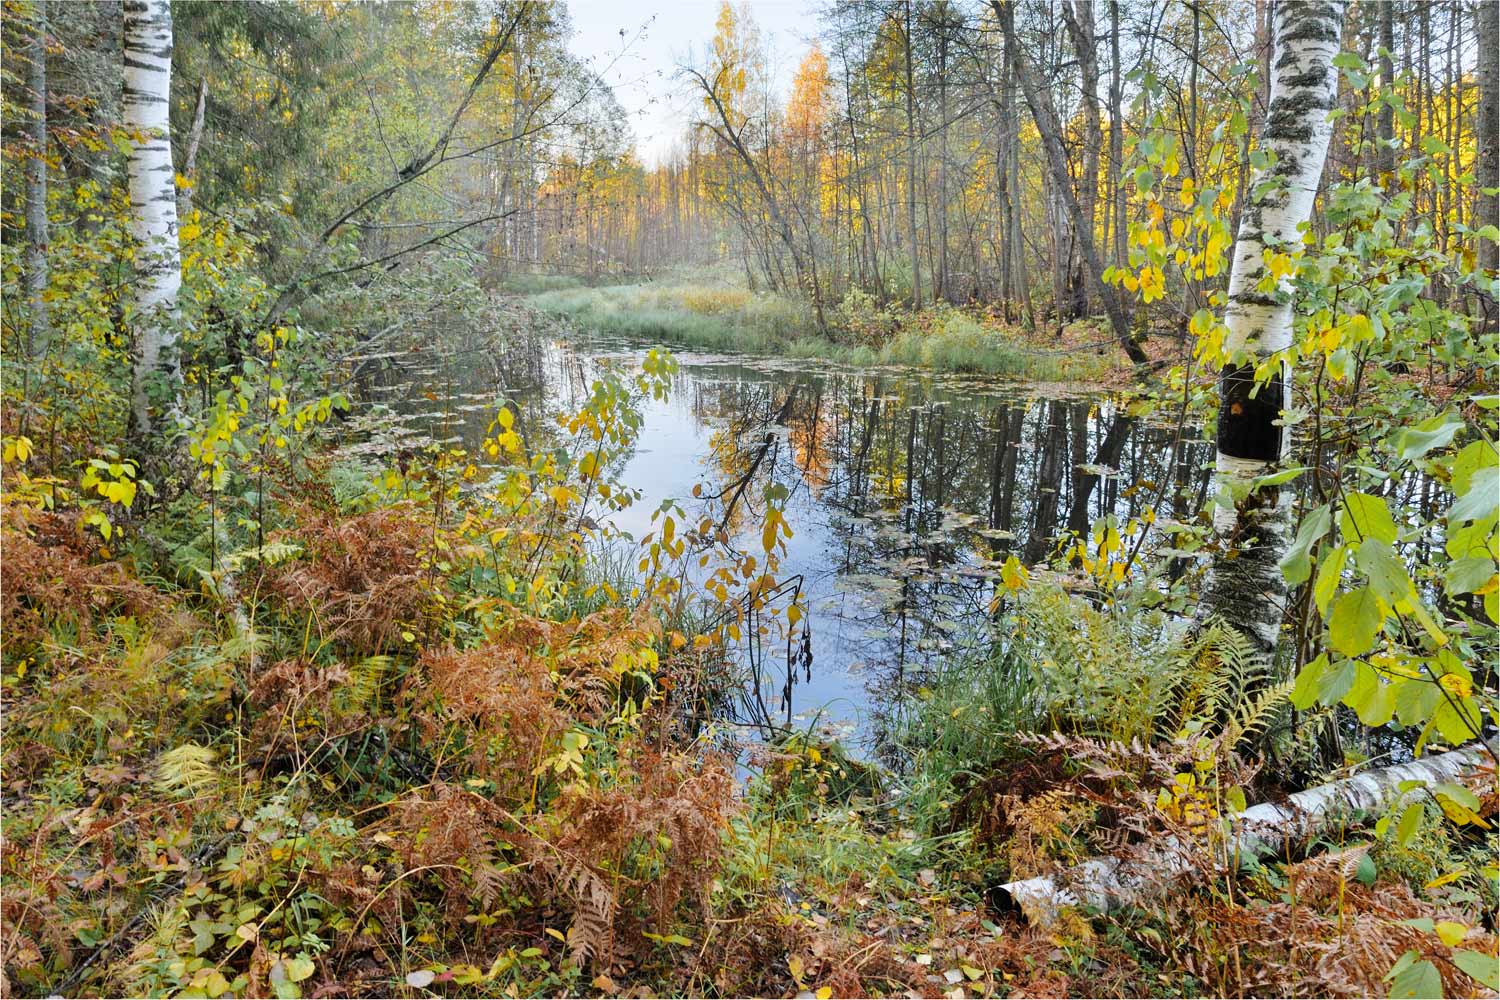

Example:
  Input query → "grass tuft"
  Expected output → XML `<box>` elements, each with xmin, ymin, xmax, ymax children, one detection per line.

<box><xmin>526</xmin><ymin>279</ymin><xmax>1113</xmax><ymax>381</ymax></box>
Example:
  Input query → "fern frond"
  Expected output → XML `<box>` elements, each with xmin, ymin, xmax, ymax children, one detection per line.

<box><xmin>1227</xmin><ymin>678</ymin><xmax>1294</xmax><ymax>748</ymax></box>
<box><xmin>337</xmin><ymin>655</ymin><xmax>392</xmax><ymax>714</ymax></box>
<box><xmin>222</xmin><ymin>540</ymin><xmax>303</xmax><ymax>571</ymax></box>
<box><xmin>154</xmin><ymin>743</ymin><xmax>218</xmax><ymax>798</ymax></box>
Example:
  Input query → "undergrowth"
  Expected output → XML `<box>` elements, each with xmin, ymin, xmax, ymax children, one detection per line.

<box><xmin>2</xmin><ymin>341</ymin><xmax>1495</xmax><ymax>998</ymax></box>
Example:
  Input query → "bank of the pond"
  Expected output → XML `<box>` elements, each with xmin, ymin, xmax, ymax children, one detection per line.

<box><xmin>525</xmin><ymin>279</ymin><xmax>1128</xmax><ymax>383</ymax></box>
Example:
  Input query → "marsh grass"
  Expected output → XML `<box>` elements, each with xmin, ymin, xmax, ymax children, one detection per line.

<box><xmin>527</xmin><ymin>280</ymin><xmax>1114</xmax><ymax>381</ymax></box>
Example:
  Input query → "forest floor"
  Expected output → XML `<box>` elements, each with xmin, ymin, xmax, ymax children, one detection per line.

<box><xmin>3</xmin><ymin>467</ymin><xmax>1496</xmax><ymax>998</ymax></box>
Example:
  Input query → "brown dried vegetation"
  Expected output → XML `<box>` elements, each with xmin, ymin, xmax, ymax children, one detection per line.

<box><xmin>260</xmin><ymin>502</ymin><xmax>433</xmax><ymax>653</ymax></box>
<box><xmin>0</xmin><ymin>502</ymin><xmax>159</xmax><ymax>653</ymax></box>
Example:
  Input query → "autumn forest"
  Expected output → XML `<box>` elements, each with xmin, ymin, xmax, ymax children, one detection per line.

<box><xmin>0</xmin><ymin>1</ymin><xmax>1497</xmax><ymax>998</ymax></box>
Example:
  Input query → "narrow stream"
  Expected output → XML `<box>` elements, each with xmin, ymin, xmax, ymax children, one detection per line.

<box><xmin>344</xmin><ymin>330</ymin><xmax>1215</xmax><ymax>752</ymax></box>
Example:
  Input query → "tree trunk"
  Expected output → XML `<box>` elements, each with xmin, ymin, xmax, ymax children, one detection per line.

<box><xmin>903</xmin><ymin>0</ymin><xmax>921</xmax><ymax>309</ymax></box>
<box><xmin>993</xmin><ymin>0</ymin><xmax>1145</xmax><ymax>365</ymax></box>
<box><xmin>178</xmin><ymin>76</ymin><xmax>207</xmax><ymax>219</ymax></box>
<box><xmin>1376</xmin><ymin>0</ymin><xmax>1395</xmax><ymax>180</ymax></box>
<box><xmin>1200</xmin><ymin>0</ymin><xmax>1345</xmax><ymax>657</ymax></box>
<box><xmin>1061</xmin><ymin>0</ymin><xmax>1101</xmax><ymax>313</ymax></box>
<box><xmin>1476</xmin><ymin>0</ymin><xmax>1498</xmax><ymax>308</ymax></box>
<box><xmin>25</xmin><ymin>0</ymin><xmax>49</xmax><ymax>363</ymax></box>
<box><xmin>1108</xmin><ymin>0</ymin><xmax>1125</xmax><ymax>270</ymax></box>
<box><xmin>997</xmin><ymin>739</ymin><xmax>1496</xmax><ymax>923</ymax></box>
<box><xmin>124</xmin><ymin>0</ymin><xmax>183</xmax><ymax>443</ymax></box>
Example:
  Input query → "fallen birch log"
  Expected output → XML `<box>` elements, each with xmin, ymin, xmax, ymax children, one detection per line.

<box><xmin>996</xmin><ymin>739</ymin><xmax>1496</xmax><ymax>924</ymax></box>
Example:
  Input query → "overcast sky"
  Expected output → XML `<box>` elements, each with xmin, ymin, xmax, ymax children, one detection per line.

<box><xmin>564</xmin><ymin>0</ymin><xmax>818</xmax><ymax>166</ymax></box>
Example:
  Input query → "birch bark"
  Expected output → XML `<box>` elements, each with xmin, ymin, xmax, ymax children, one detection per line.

<box><xmin>124</xmin><ymin>0</ymin><xmax>183</xmax><ymax>441</ymax></box>
<box><xmin>25</xmin><ymin>0</ymin><xmax>49</xmax><ymax>362</ymax></box>
<box><xmin>998</xmin><ymin>738</ymin><xmax>1496</xmax><ymax>923</ymax></box>
<box><xmin>1201</xmin><ymin>0</ymin><xmax>1345</xmax><ymax>657</ymax></box>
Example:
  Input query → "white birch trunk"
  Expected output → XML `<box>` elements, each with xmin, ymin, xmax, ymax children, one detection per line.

<box><xmin>1202</xmin><ymin>0</ymin><xmax>1345</xmax><ymax>656</ymax></box>
<box><xmin>25</xmin><ymin>0</ymin><xmax>50</xmax><ymax>362</ymax></box>
<box><xmin>998</xmin><ymin>739</ymin><xmax>1496</xmax><ymax>924</ymax></box>
<box><xmin>124</xmin><ymin>0</ymin><xmax>183</xmax><ymax>440</ymax></box>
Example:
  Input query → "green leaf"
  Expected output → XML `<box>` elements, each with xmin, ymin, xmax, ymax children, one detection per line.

<box><xmin>1356</xmin><ymin>538</ymin><xmax>1414</xmax><ymax>605</ymax></box>
<box><xmin>1394</xmin><ymin>677</ymin><xmax>1441</xmax><ymax>727</ymax></box>
<box><xmin>1134</xmin><ymin>164</ymin><xmax>1154</xmax><ymax>194</ymax></box>
<box><xmin>1432</xmin><ymin>698</ymin><xmax>1480</xmax><ymax>745</ymax></box>
<box><xmin>1346</xmin><ymin>662</ymin><xmax>1396</xmax><ymax>727</ymax></box>
<box><xmin>1313</xmin><ymin>544</ymin><xmax>1349</xmax><ymax>615</ymax></box>
<box><xmin>1329</xmin><ymin>587</ymin><xmax>1385</xmax><ymax>656</ymax></box>
<box><xmin>1433</xmin><ymin>782</ymin><xmax>1481</xmax><ymax>812</ymax></box>
<box><xmin>1290</xmin><ymin>654</ymin><xmax>1328</xmax><ymax>710</ymax></box>
<box><xmin>1394</xmin><ymin>414</ymin><xmax>1462</xmax><ymax>461</ymax></box>
<box><xmin>1395</xmin><ymin>801</ymin><xmax>1423</xmax><ymax>847</ymax></box>
<box><xmin>1341</xmin><ymin>492</ymin><xmax>1398</xmax><ymax>545</ymax></box>
<box><xmin>1317</xmin><ymin>658</ymin><xmax>1360</xmax><ymax>706</ymax></box>
<box><xmin>1452</xmin><ymin>951</ymin><xmax>1500</xmax><ymax>992</ymax></box>
<box><xmin>1387</xmin><ymin>957</ymin><xmax>1441</xmax><ymax>999</ymax></box>
<box><xmin>1451</xmin><ymin>440</ymin><xmax>1498</xmax><ymax>495</ymax></box>
<box><xmin>1252</xmin><ymin>466</ymin><xmax>1307</xmax><ymax>488</ymax></box>
<box><xmin>1449</xmin><ymin>466</ymin><xmax>1500</xmax><ymax>525</ymax></box>
<box><xmin>1281</xmin><ymin>505</ymin><xmax>1331</xmax><ymax>586</ymax></box>
<box><xmin>1444</xmin><ymin>557</ymin><xmax>1497</xmax><ymax>596</ymax></box>
<box><xmin>1356</xmin><ymin>853</ymin><xmax>1378</xmax><ymax>886</ymax></box>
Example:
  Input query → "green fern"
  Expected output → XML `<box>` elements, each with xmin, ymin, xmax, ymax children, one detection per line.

<box><xmin>336</xmin><ymin>655</ymin><xmax>392</xmax><ymax>715</ymax></box>
<box><xmin>1017</xmin><ymin>589</ymin><xmax>1287</xmax><ymax>752</ymax></box>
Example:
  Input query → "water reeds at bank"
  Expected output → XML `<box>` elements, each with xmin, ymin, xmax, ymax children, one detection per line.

<box><xmin>525</xmin><ymin>279</ymin><xmax>1118</xmax><ymax>382</ymax></box>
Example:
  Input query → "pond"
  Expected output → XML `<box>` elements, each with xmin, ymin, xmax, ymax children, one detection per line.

<box><xmin>344</xmin><ymin>327</ymin><xmax>1215</xmax><ymax>754</ymax></box>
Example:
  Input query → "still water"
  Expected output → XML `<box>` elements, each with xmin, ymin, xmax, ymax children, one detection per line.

<box><xmin>346</xmin><ymin>329</ymin><xmax>1213</xmax><ymax>751</ymax></box>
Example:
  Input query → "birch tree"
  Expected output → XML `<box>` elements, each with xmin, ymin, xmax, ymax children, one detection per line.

<box><xmin>1201</xmin><ymin>0</ymin><xmax>1345</xmax><ymax>655</ymax></box>
<box><xmin>25</xmin><ymin>0</ymin><xmax>49</xmax><ymax>364</ymax></box>
<box><xmin>123</xmin><ymin>0</ymin><xmax>183</xmax><ymax>442</ymax></box>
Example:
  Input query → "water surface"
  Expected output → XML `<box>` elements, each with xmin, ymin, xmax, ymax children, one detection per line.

<box><xmin>347</xmin><ymin>331</ymin><xmax>1213</xmax><ymax>751</ymax></box>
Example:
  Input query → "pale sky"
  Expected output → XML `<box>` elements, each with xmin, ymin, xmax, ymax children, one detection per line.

<box><xmin>564</xmin><ymin>0</ymin><xmax>818</xmax><ymax>166</ymax></box>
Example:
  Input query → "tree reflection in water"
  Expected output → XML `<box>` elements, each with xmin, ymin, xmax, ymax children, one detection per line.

<box><xmin>352</xmin><ymin>337</ymin><xmax>1215</xmax><ymax>753</ymax></box>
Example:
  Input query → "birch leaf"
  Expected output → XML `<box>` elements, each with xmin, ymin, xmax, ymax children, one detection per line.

<box><xmin>1386</xmin><ymin>958</ymin><xmax>1441</xmax><ymax>999</ymax></box>
<box><xmin>1449</xmin><ymin>466</ymin><xmax>1500</xmax><ymax>525</ymax></box>
<box><xmin>1317</xmin><ymin>658</ymin><xmax>1359</xmax><ymax>706</ymax></box>
<box><xmin>1290</xmin><ymin>654</ymin><xmax>1327</xmax><ymax>710</ymax></box>
<box><xmin>1395</xmin><ymin>802</ymin><xmax>1423</xmax><ymax>847</ymax></box>
<box><xmin>1328</xmin><ymin>586</ymin><xmax>1384</xmax><ymax>656</ymax></box>
<box><xmin>1280</xmin><ymin>504</ymin><xmax>1330</xmax><ymax>586</ymax></box>
<box><xmin>1356</xmin><ymin>538</ymin><xmax>1413</xmax><ymax>604</ymax></box>
<box><xmin>1347</xmin><ymin>664</ymin><xmax>1396</xmax><ymax>726</ymax></box>
<box><xmin>1394</xmin><ymin>677</ymin><xmax>1440</xmax><ymax>726</ymax></box>
<box><xmin>1393</xmin><ymin>414</ymin><xmax>1462</xmax><ymax>460</ymax></box>
<box><xmin>1452</xmin><ymin>951</ymin><xmax>1500</xmax><ymax>992</ymax></box>
<box><xmin>1313</xmin><ymin>544</ymin><xmax>1348</xmax><ymax>615</ymax></box>
<box><xmin>1340</xmin><ymin>493</ymin><xmax>1397</xmax><ymax>545</ymax></box>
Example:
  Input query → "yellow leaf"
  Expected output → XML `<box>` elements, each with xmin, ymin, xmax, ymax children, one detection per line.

<box><xmin>1426</xmin><ymin>868</ymin><xmax>1465</xmax><ymax>889</ymax></box>
<box><xmin>1435</xmin><ymin>921</ymin><xmax>1469</xmax><ymax>947</ymax></box>
<box><xmin>816</xmin><ymin>989</ymin><xmax>832</xmax><ymax>1000</ymax></box>
<box><xmin>1000</xmin><ymin>555</ymin><xmax>1029</xmax><ymax>593</ymax></box>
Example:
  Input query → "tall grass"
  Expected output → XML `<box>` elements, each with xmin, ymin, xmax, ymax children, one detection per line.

<box><xmin>883</xmin><ymin>638</ymin><xmax>1038</xmax><ymax>825</ymax></box>
<box><xmin>527</xmin><ymin>279</ymin><xmax>1111</xmax><ymax>380</ymax></box>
